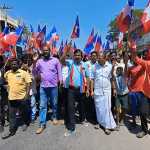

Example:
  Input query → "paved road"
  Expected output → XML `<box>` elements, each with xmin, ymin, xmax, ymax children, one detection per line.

<box><xmin>0</xmin><ymin>121</ymin><xmax>150</xmax><ymax>150</ymax></box>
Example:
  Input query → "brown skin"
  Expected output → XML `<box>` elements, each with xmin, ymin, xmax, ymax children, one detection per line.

<box><xmin>73</xmin><ymin>51</ymin><xmax>90</xmax><ymax>97</ymax></box>
<box><xmin>89</xmin><ymin>53</ymin><xmax>97</xmax><ymax>96</ymax></box>
<box><xmin>10</xmin><ymin>60</ymin><xmax>31</xmax><ymax>100</ymax></box>
<box><xmin>90</xmin><ymin>53</ymin><xmax>116</xmax><ymax>97</ymax></box>
<box><xmin>60</xmin><ymin>41</ymin><xmax>72</xmax><ymax>63</ymax></box>
<box><xmin>43</xmin><ymin>46</ymin><xmax>50</xmax><ymax>60</ymax></box>
<box><xmin>61</xmin><ymin>46</ymin><xmax>90</xmax><ymax>97</ymax></box>
<box><xmin>90</xmin><ymin>53</ymin><xmax>98</xmax><ymax>64</ymax></box>
<box><xmin>73</xmin><ymin>52</ymin><xmax>82</xmax><ymax>64</ymax></box>
<box><xmin>98</xmin><ymin>53</ymin><xmax>106</xmax><ymax>66</ymax></box>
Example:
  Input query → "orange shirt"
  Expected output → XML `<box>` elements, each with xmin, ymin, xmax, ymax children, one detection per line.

<box><xmin>127</xmin><ymin>64</ymin><xmax>145</xmax><ymax>93</ymax></box>
<box><xmin>135</xmin><ymin>57</ymin><xmax>150</xmax><ymax>98</ymax></box>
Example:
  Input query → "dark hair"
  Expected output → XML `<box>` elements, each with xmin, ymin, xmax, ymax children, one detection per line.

<box><xmin>0</xmin><ymin>56</ymin><xmax>4</xmax><ymax>62</ymax></box>
<box><xmin>10</xmin><ymin>58</ymin><xmax>20</xmax><ymax>65</ymax></box>
<box><xmin>74</xmin><ymin>49</ymin><xmax>83</xmax><ymax>57</ymax></box>
<box><xmin>91</xmin><ymin>51</ymin><xmax>98</xmax><ymax>56</ymax></box>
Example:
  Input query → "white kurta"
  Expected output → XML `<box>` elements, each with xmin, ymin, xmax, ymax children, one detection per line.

<box><xmin>92</xmin><ymin>62</ymin><xmax>116</xmax><ymax>129</ymax></box>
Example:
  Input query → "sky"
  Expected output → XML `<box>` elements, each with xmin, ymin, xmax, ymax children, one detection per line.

<box><xmin>0</xmin><ymin>0</ymin><xmax>148</xmax><ymax>49</ymax></box>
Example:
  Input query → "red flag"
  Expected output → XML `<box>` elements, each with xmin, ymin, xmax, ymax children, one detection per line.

<box><xmin>2</xmin><ymin>26</ymin><xmax>23</xmax><ymax>46</ymax></box>
<box><xmin>95</xmin><ymin>36</ymin><xmax>102</xmax><ymax>52</ymax></box>
<box><xmin>141</xmin><ymin>0</ymin><xmax>150</xmax><ymax>34</ymax></box>
<box><xmin>116</xmin><ymin>0</ymin><xmax>134</xmax><ymax>33</ymax></box>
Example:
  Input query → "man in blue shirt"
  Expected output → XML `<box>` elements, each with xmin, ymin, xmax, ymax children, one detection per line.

<box><xmin>61</xmin><ymin>47</ymin><xmax>89</xmax><ymax>137</ymax></box>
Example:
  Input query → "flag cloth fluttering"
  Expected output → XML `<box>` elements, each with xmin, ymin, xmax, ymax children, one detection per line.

<box><xmin>71</xmin><ymin>16</ymin><xmax>80</xmax><ymax>39</ymax></box>
<box><xmin>116</xmin><ymin>0</ymin><xmax>134</xmax><ymax>33</ymax></box>
<box><xmin>2</xmin><ymin>26</ymin><xmax>24</xmax><ymax>46</ymax></box>
<box><xmin>35</xmin><ymin>25</ymin><xmax>46</xmax><ymax>49</ymax></box>
<box><xmin>141</xmin><ymin>0</ymin><xmax>150</xmax><ymax>34</ymax></box>
<box><xmin>95</xmin><ymin>36</ymin><xmax>102</xmax><ymax>52</ymax></box>
<box><xmin>84</xmin><ymin>28</ymin><xmax>95</xmax><ymax>54</ymax></box>
<box><xmin>0</xmin><ymin>26</ymin><xmax>9</xmax><ymax>38</ymax></box>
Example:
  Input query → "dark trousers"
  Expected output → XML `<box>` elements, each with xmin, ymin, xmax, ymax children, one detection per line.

<box><xmin>58</xmin><ymin>87</ymin><xmax>68</xmax><ymax>122</ymax></box>
<box><xmin>0</xmin><ymin>86</ymin><xmax>7</xmax><ymax>126</ymax></box>
<box><xmin>130</xmin><ymin>92</ymin><xmax>150</xmax><ymax>133</ymax></box>
<box><xmin>66</xmin><ymin>88</ymin><xmax>86</xmax><ymax>131</ymax></box>
<box><xmin>139</xmin><ymin>94</ymin><xmax>150</xmax><ymax>133</ymax></box>
<box><xmin>9</xmin><ymin>100</ymin><xmax>30</xmax><ymax>133</ymax></box>
<box><xmin>140</xmin><ymin>115</ymin><xmax>148</xmax><ymax>133</ymax></box>
<box><xmin>0</xmin><ymin>96</ymin><xmax>5</xmax><ymax>126</ymax></box>
<box><xmin>85</xmin><ymin>96</ymin><xmax>97</xmax><ymax>122</ymax></box>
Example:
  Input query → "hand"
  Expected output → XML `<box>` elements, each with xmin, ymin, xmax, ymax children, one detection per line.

<box><xmin>33</xmin><ymin>53</ymin><xmax>39</xmax><ymax>61</ymax></box>
<box><xmin>86</xmin><ymin>90</ymin><xmax>90</xmax><ymax>97</ymax></box>
<box><xmin>112</xmin><ymin>60</ymin><xmax>116</xmax><ymax>67</ymax></box>
<box><xmin>113</xmin><ymin>89</ymin><xmax>117</xmax><ymax>97</ymax></box>
<box><xmin>131</xmin><ymin>51</ymin><xmax>137</xmax><ymax>60</ymax></box>
<box><xmin>90</xmin><ymin>90</ymin><xmax>94</xmax><ymax>97</ymax></box>
<box><xmin>59</xmin><ymin>80</ymin><xmax>63</xmax><ymax>87</ymax></box>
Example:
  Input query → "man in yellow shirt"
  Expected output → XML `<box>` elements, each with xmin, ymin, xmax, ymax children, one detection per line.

<box><xmin>2</xmin><ymin>58</ymin><xmax>32</xmax><ymax>139</ymax></box>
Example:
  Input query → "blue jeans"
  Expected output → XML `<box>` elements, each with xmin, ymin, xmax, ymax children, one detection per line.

<box><xmin>30</xmin><ymin>95</ymin><xmax>37</xmax><ymax>121</ymax></box>
<box><xmin>39</xmin><ymin>87</ymin><xmax>58</xmax><ymax>126</ymax></box>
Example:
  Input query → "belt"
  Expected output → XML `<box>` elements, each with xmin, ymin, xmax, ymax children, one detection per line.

<box><xmin>69</xmin><ymin>86</ymin><xmax>80</xmax><ymax>90</ymax></box>
<box><xmin>118</xmin><ymin>93</ymin><xmax>128</xmax><ymax>97</ymax></box>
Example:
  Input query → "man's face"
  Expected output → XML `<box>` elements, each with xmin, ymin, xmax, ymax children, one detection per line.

<box><xmin>91</xmin><ymin>53</ymin><xmax>97</xmax><ymax>63</ymax></box>
<box><xmin>74</xmin><ymin>52</ymin><xmax>82</xmax><ymax>63</ymax></box>
<box><xmin>98</xmin><ymin>54</ymin><xmax>106</xmax><ymax>65</ymax></box>
<box><xmin>116</xmin><ymin>56</ymin><xmax>121</xmax><ymax>63</ymax></box>
<box><xmin>111</xmin><ymin>53</ymin><xmax>117</xmax><ymax>62</ymax></box>
<box><xmin>43</xmin><ymin>47</ymin><xmax>50</xmax><ymax>59</ymax></box>
<box><xmin>11</xmin><ymin>61</ymin><xmax>19</xmax><ymax>71</ymax></box>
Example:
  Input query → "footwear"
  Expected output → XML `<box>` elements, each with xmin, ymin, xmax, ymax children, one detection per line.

<box><xmin>81</xmin><ymin>121</ymin><xmax>89</xmax><ymax>127</ymax></box>
<box><xmin>58</xmin><ymin>120</ymin><xmax>64</xmax><ymax>125</ymax></box>
<box><xmin>1</xmin><ymin>131</ymin><xmax>15</xmax><ymax>140</ymax></box>
<box><xmin>112</xmin><ymin>126</ymin><xmax>120</xmax><ymax>131</ymax></box>
<box><xmin>0</xmin><ymin>125</ymin><xmax>4</xmax><ymax>133</ymax></box>
<box><xmin>64</xmin><ymin>129</ymin><xmax>76</xmax><ymax>137</ymax></box>
<box><xmin>104</xmin><ymin>129</ymin><xmax>111</xmax><ymax>135</ymax></box>
<box><xmin>36</xmin><ymin>126</ymin><xmax>45</xmax><ymax>134</ymax></box>
<box><xmin>136</xmin><ymin>131</ymin><xmax>147</xmax><ymax>138</ymax></box>
<box><xmin>52</xmin><ymin>119</ymin><xmax>58</xmax><ymax>125</ymax></box>
<box><xmin>31</xmin><ymin>120</ymin><xmax>35</xmax><ymax>124</ymax></box>
<box><xmin>94</xmin><ymin>124</ymin><xmax>100</xmax><ymax>130</ymax></box>
<box><xmin>22</xmin><ymin>124</ymin><xmax>28</xmax><ymax>132</ymax></box>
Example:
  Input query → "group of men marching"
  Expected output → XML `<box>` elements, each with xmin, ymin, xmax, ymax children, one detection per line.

<box><xmin>0</xmin><ymin>43</ymin><xmax>150</xmax><ymax>139</ymax></box>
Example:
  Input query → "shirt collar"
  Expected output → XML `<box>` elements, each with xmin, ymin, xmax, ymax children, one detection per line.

<box><xmin>11</xmin><ymin>69</ymin><xmax>22</xmax><ymax>74</ymax></box>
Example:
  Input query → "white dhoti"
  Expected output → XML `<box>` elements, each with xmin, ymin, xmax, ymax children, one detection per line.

<box><xmin>92</xmin><ymin>62</ymin><xmax>117</xmax><ymax>129</ymax></box>
<box><xmin>94</xmin><ymin>92</ymin><xmax>116</xmax><ymax>129</ymax></box>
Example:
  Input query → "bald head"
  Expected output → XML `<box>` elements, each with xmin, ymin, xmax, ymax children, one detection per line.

<box><xmin>43</xmin><ymin>46</ymin><xmax>50</xmax><ymax>59</ymax></box>
<box><xmin>98</xmin><ymin>52</ymin><xmax>106</xmax><ymax>65</ymax></box>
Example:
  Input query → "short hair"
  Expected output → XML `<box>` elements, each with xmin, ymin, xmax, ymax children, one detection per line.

<box><xmin>74</xmin><ymin>49</ymin><xmax>83</xmax><ymax>57</ymax></box>
<box><xmin>91</xmin><ymin>51</ymin><xmax>98</xmax><ymax>56</ymax></box>
<box><xmin>99</xmin><ymin>52</ymin><xmax>106</xmax><ymax>57</ymax></box>
<box><xmin>10</xmin><ymin>58</ymin><xmax>20</xmax><ymax>65</ymax></box>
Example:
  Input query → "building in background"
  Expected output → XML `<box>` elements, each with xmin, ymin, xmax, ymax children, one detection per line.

<box><xmin>0</xmin><ymin>6</ymin><xmax>18</xmax><ymax>32</ymax></box>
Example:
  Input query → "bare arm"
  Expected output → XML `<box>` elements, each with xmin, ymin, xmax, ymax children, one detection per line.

<box><xmin>60</xmin><ymin>41</ymin><xmax>72</xmax><ymax>63</ymax></box>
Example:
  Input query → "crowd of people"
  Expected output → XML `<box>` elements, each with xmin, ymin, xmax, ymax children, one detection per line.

<box><xmin>0</xmin><ymin>43</ymin><xmax>150</xmax><ymax>140</ymax></box>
